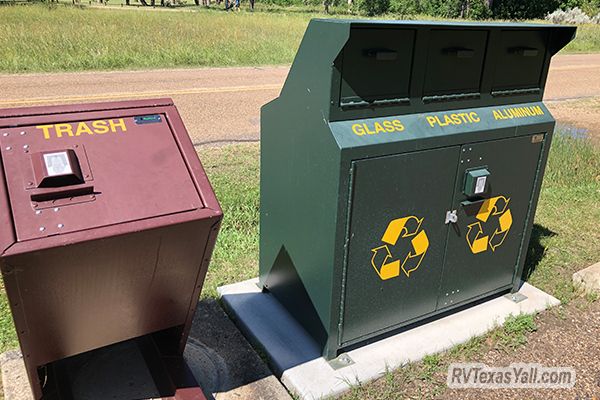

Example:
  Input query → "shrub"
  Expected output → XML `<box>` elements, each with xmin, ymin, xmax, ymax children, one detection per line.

<box><xmin>467</xmin><ymin>0</ymin><xmax>493</xmax><ymax>19</ymax></box>
<box><xmin>546</xmin><ymin>6</ymin><xmax>595</xmax><ymax>23</ymax></box>
<box><xmin>492</xmin><ymin>0</ymin><xmax>561</xmax><ymax>19</ymax></box>
<box><xmin>358</xmin><ymin>0</ymin><xmax>390</xmax><ymax>16</ymax></box>
<box><xmin>388</xmin><ymin>0</ymin><xmax>419</xmax><ymax>15</ymax></box>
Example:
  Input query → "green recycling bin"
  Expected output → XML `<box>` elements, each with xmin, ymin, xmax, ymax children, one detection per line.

<box><xmin>259</xmin><ymin>19</ymin><xmax>576</xmax><ymax>359</ymax></box>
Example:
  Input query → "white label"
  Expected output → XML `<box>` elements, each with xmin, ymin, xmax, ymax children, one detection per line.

<box><xmin>474</xmin><ymin>176</ymin><xmax>487</xmax><ymax>194</ymax></box>
<box><xmin>43</xmin><ymin>152</ymin><xmax>72</xmax><ymax>177</ymax></box>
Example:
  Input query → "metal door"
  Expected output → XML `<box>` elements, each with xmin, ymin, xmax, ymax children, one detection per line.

<box><xmin>438</xmin><ymin>134</ymin><xmax>545</xmax><ymax>309</ymax></box>
<box><xmin>341</xmin><ymin>147</ymin><xmax>459</xmax><ymax>344</ymax></box>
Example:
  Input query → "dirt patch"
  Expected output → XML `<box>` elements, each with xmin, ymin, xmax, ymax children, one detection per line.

<box><xmin>547</xmin><ymin>97</ymin><xmax>600</xmax><ymax>145</ymax></box>
<box><xmin>440</xmin><ymin>298</ymin><xmax>600</xmax><ymax>400</ymax></box>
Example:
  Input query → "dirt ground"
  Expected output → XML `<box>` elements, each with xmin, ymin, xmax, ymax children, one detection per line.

<box><xmin>440</xmin><ymin>298</ymin><xmax>600</xmax><ymax>400</ymax></box>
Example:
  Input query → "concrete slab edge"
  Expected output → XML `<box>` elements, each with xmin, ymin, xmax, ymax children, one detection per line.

<box><xmin>218</xmin><ymin>279</ymin><xmax>560</xmax><ymax>400</ymax></box>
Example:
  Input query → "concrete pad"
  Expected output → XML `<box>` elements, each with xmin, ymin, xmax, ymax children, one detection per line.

<box><xmin>187</xmin><ymin>299</ymin><xmax>291</xmax><ymax>400</ymax></box>
<box><xmin>573</xmin><ymin>261</ymin><xmax>600</xmax><ymax>293</ymax></box>
<box><xmin>0</xmin><ymin>351</ymin><xmax>33</xmax><ymax>400</ymax></box>
<box><xmin>218</xmin><ymin>279</ymin><xmax>560</xmax><ymax>400</ymax></box>
<box><xmin>1</xmin><ymin>299</ymin><xmax>290</xmax><ymax>400</ymax></box>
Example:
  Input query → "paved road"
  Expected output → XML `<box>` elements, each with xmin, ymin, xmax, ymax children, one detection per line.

<box><xmin>1</xmin><ymin>54</ymin><xmax>599</xmax><ymax>146</ymax></box>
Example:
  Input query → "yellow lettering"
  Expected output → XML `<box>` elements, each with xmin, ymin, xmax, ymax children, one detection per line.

<box><xmin>75</xmin><ymin>122</ymin><xmax>94</xmax><ymax>136</ymax></box>
<box><xmin>54</xmin><ymin>124</ymin><xmax>73</xmax><ymax>138</ymax></box>
<box><xmin>36</xmin><ymin>125</ymin><xmax>54</xmax><ymax>140</ymax></box>
<box><xmin>442</xmin><ymin>115</ymin><xmax>452</xmax><ymax>127</ymax></box>
<box><xmin>108</xmin><ymin>118</ymin><xmax>127</xmax><ymax>133</ymax></box>
<box><xmin>392</xmin><ymin>119</ymin><xmax>404</xmax><ymax>132</ymax></box>
<box><xmin>533</xmin><ymin>105</ymin><xmax>544</xmax><ymax>115</ymax></box>
<box><xmin>92</xmin><ymin>120</ymin><xmax>109</xmax><ymax>134</ymax></box>
<box><xmin>470</xmin><ymin>112</ymin><xmax>480</xmax><ymax>123</ymax></box>
<box><xmin>352</xmin><ymin>123</ymin><xmax>365</xmax><ymax>136</ymax></box>
<box><xmin>364</xmin><ymin>123</ymin><xmax>376</xmax><ymax>135</ymax></box>
<box><xmin>493</xmin><ymin>110</ymin><xmax>502</xmax><ymax>120</ymax></box>
<box><xmin>374</xmin><ymin>122</ymin><xmax>385</xmax><ymax>134</ymax></box>
<box><xmin>451</xmin><ymin>114</ymin><xmax>462</xmax><ymax>125</ymax></box>
<box><xmin>382</xmin><ymin>120</ymin><xmax>395</xmax><ymax>132</ymax></box>
<box><xmin>426</xmin><ymin>116</ymin><xmax>437</xmax><ymax>128</ymax></box>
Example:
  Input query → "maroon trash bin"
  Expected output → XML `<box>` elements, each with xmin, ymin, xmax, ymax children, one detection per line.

<box><xmin>0</xmin><ymin>99</ymin><xmax>222</xmax><ymax>399</ymax></box>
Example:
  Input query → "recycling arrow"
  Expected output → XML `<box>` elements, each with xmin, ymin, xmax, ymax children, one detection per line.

<box><xmin>466</xmin><ymin>221</ymin><xmax>489</xmax><ymax>254</ymax></box>
<box><xmin>371</xmin><ymin>245</ymin><xmax>400</xmax><ymax>280</ymax></box>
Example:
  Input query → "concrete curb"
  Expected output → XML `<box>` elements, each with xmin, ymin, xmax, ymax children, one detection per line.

<box><xmin>218</xmin><ymin>279</ymin><xmax>560</xmax><ymax>400</ymax></box>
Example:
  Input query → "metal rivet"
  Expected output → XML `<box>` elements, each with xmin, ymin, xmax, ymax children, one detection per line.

<box><xmin>460</xmin><ymin>160</ymin><xmax>464</xmax><ymax>164</ymax></box>
<box><xmin>467</xmin><ymin>159</ymin><xmax>470</xmax><ymax>162</ymax></box>
<box><xmin>27</xmin><ymin>182</ymin><xmax>33</xmax><ymax>186</ymax></box>
<box><xmin>23</xmin><ymin>144</ymin><xmax>29</xmax><ymax>150</ymax></box>
<box><xmin>20</xmin><ymin>131</ymin><xmax>26</xmax><ymax>136</ymax></box>
<box><xmin>469</xmin><ymin>147</ymin><xmax>472</xmax><ymax>151</ymax></box>
<box><xmin>53</xmin><ymin>207</ymin><xmax>60</xmax><ymax>212</ymax></box>
<box><xmin>5</xmin><ymin>146</ymin><xmax>11</xmax><ymax>151</ymax></box>
<box><xmin>479</xmin><ymin>157</ymin><xmax>482</xmax><ymax>160</ymax></box>
<box><xmin>57</xmin><ymin>224</ymin><xmax>64</xmax><ymax>229</ymax></box>
<box><xmin>35</xmin><ymin>210</ymin><xmax>42</xmax><ymax>215</ymax></box>
<box><xmin>39</xmin><ymin>227</ymin><xmax>45</xmax><ymax>232</ymax></box>
<box><xmin>2</xmin><ymin>133</ymin><xmax>8</xmax><ymax>137</ymax></box>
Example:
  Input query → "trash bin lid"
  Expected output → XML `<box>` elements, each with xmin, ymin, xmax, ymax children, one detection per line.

<box><xmin>0</xmin><ymin>99</ymin><xmax>204</xmax><ymax>242</ymax></box>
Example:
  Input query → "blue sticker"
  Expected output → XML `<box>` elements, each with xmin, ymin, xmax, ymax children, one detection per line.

<box><xmin>134</xmin><ymin>115</ymin><xmax>162</xmax><ymax>125</ymax></box>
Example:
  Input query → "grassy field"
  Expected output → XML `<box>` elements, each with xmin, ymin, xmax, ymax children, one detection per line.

<box><xmin>0</xmin><ymin>4</ymin><xmax>599</xmax><ymax>73</ymax></box>
<box><xmin>0</xmin><ymin>5</ymin><xmax>309</xmax><ymax>73</ymax></box>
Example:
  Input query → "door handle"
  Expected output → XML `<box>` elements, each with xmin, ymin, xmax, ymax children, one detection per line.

<box><xmin>445</xmin><ymin>210</ymin><xmax>458</xmax><ymax>224</ymax></box>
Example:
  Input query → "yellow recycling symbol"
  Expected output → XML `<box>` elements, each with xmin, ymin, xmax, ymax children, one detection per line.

<box><xmin>466</xmin><ymin>195</ymin><xmax>513</xmax><ymax>254</ymax></box>
<box><xmin>371</xmin><ymin>216</ymin><xmax>429</xmax><ymax>281</ymax></box>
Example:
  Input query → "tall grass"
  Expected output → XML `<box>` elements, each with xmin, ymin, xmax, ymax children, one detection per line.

<box><xmin>0</xmin><ymin>5</ymin><xmax>309</xmax><ymax>73</ymax></box>
<box><xmin>0</xmin><ymin>5</ymin><xmax>598</xmax><ymax>74</ymax></box>
<box><xmin>563</xmin><ymin>23</ymin><xmax>600</xmax><ymax>53</ymax></box>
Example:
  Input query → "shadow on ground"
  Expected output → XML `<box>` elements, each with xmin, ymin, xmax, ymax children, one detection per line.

<box><xmin>521</xmin><ymin>223</ymin><xmax>557</xmax><ymax>281</ymax></box>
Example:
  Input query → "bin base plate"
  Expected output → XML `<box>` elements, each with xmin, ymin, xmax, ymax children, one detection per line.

<box><xmin>218</xmin><ymin>278</ymin><xmax>560</xmax><ymax>400</ymax></box>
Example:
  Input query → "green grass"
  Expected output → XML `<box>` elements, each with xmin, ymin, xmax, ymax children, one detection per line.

<box><xmin>0</xmin><ymin>4</ymin><xmax>599</xmax><ymax>74</ymax></box>
<box><xmin>563</xmin><ymin>23</ymin><xmax>600</xmax><ymax>53</ymax></box>
<box><xmin>198</xmin><ymin>144</ymin><xmax>260</xmax><ymax>298</ymax></box>
<box><xmin>0</xmin><ymin>4</ymin><xmax>309</xmax><ymax>73</ymax></box>
<box><xmin>525</xmin><ymin>133</ymin><xmax>600</xmax><ymax>302</ymax></box>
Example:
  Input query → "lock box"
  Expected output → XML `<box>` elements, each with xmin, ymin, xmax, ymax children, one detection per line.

<box><xmin>0</xmin><ymin>99</ymin><xmax>222</xmax><ymax>399</ymax></box>
<box><xmin>259</xmin><ymin>20</ymin><xmax>575</xmax><ymax>359</ymax></box>
<box><xmin>464</xmin><ymin>168</ymin><xmax>490</xmax><ymax>197</ymax></box>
